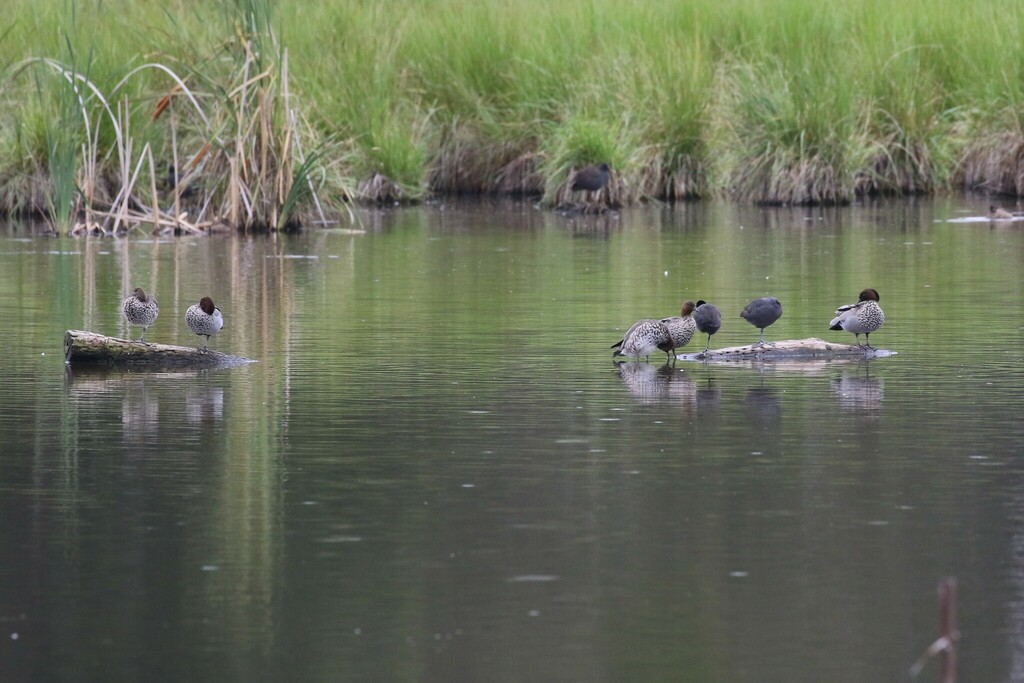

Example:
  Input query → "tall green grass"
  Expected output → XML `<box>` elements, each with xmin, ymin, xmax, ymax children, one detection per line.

<box><xmin>2</xmin><ymin>0</ymin><xmax>1024</xmax><ymax>230</ymax></box>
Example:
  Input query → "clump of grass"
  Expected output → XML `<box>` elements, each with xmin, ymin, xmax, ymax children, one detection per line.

<box><xmin>357</xmin><ymin>108</ymin><xmax>431</xmax><ymax>202</ymax></box>
<box><xmin>627</xmin><ymin>36</ymin><xmax>713</xmax><ymax>199</ymax></box>
<box><xmin>8</xmin><ymin>0</ymin><xmax>1024</xmax><ymax>217</ymax></box>
<box><xmin>852</xmin><ymin>41</ymin><xmax>955</xmax><ymax>196</ymax></box>
<box><xmin>541</xmin><ymin>116</ymin><xmax>635</xmax><ymax>209</ymax></box>
<box><xmin>493</xmin><ymin>151</ymin><xmax>545</xmax><ymax>196</ymax></box>
<box><xmin>0</xmin><ymin>99</ymin><xmax>53</xmax><ymax>216</ymax></box>
<box><xmin>956</xmin><ymin>130</ymin><xmax>1024</xmax><ymax>195</ymax></box>
<box><xmin>429</xmin><ymin>122</ymin><xmax>544</xmax><ymax>196</ymax></box>
<box><xmin>714</xmin><ymin>57</ymin><xmax>860</xmax><ymax>205</ymax></box>
<box><xmin>138</xmin><ymin>0</ymin><xmax>345</xmax><ymax>230</ymax></box>
<box><xmin>0</xmin><ymin>0</ymin><xmax>343</xmax><ymax>233</ymax></box>
<box><xmin>946</xmin><ymin>5</ymin><xmax>1024</xmax><ymax>195</ymax></box>
<box><xmin>41</xmin><ymin>65</ymin><xmax>80</xmax><ymax>232</ymax></box>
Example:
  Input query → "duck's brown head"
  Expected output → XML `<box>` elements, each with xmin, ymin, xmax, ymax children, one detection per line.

<box><xmin>680</xmin><ymin>300</ymin><xmax>696</xmax><ymax>316</ymax></box>
<box><xmin>859</xmin><ymin>288</ymin><xmax>880</xmax><ymax>302</ymax></box>
<box><xmin>199</xmin><ymin>296</ymin><xmax>216</xmax><ymax>315</ymax></box>
<box><xmin>133</xmin><ymin>287</ymin><xmax>148</xmax><ymax>302</ymax></box>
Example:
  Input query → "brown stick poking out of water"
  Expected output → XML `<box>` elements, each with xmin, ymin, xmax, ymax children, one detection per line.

<box><xmin>908</xmin><ymin>577</ymin><xmax>958</xmax><ymax>682</ymax></box>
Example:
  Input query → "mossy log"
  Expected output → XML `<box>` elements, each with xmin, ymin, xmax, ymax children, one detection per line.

<box><xmin>677</xmin><ymin>337</ymin><xmax>895</xmax><ymax>362</ymax></box>
<box><xmin>64</xmin><ymin>330</ymin><xmax>254</xmax><ymax>368</ymax></box>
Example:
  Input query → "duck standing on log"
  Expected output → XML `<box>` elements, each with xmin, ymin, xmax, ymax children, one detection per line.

<box><xmin>611</xmin><ymin>319</ymin><xmax>672</xmax><ymax>362</ymax></box>
<box><xmin>121</xmin><ymin>287</ymin><xmax>159</xmax><ymax>342</ymax></box>
<box><xmin>185</xmin><ymin>296</ymin><xmax>224</xmax><ymax>352</ymax></box>
<box><xmin>659</xmin><ymin>300</ymin><xmax>698</xmax><ymax>361</ymax></box>
<box><xmin>829</xmin><ymin>288</ymin><xmax>884</xmax><ymax>349</ymax></box>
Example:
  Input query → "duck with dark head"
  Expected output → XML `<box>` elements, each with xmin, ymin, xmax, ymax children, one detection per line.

<box><xmin>829</xmin><ymin>288</ymin><xmax>884</xmax><ymax>349</ymax></box>
<box><xmin>185</xmin><ymin>296</ymin><xmax>224</xmax><ymax>352</ymax></box>
<box><xmin>121</xmin><ymin>287</ymin><xmax>159</xmax><ymax>342</ymax></box>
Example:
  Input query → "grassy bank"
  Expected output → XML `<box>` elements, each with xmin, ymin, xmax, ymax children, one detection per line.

<box><xmin>1</xmin><ymin>0</ymin><xmax>1023</xmax><ymax>231</ymax></box>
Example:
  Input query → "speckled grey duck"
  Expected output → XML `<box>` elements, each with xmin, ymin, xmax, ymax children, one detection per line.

<box><xmin>692</xmin><ymin>300</ymin><xmax>722</xmax><ymax>353</ymax></box>
<box><xmin>121</xmin><ymin>287</ymin><xmax>159</xmax><ymax>341</ymax></box>
<box><xmin>829</xmin><ymin>288</ymin><xmax>884</xmax><ymax>349</ymax></box>
<box><xmin>185</xmin><ymin>296</ymin><xmax>224</xmax><ymax>351</ymax></box>
<box><xmin>659</xmin><ymin>300</ymin><xmax>698</xmax><ymax>360</ymax></box>
<box><xmin>740</xmin><ymin>297</ymin><xmax>783</xmax><ymax>346</ymax></box>
<box><xmin>989</xmin><ymin>205</ymin><xmax>1014</xmax><ymax>220</ymax></box>
<box><xmin>611</xmin><ymin>319</ymin><xmax>672</xmax><ymax>362</ymax></box>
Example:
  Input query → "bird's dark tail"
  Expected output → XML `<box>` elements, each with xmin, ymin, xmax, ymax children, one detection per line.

<box><xmin>829</xmin><ymin>322</ymin><xmax>843</xmax><ymax>331</ymax></box>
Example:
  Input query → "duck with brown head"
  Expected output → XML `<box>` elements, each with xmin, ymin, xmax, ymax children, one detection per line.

<box><xmin>659</xmin><ymin>300</ymin><xmax>698</xmax><ymax>362</ymax></box>
<box><xmin>185</xmin><ymin>296</ymin><xmax>224</xmax><ymax>352</ymax></box>
<box><xmin>989</xmin><ymin>205</ymin><xmax>1014</xmax><ymax>220</ymax></box>
<box><xmin>611</xmin><ymin>319</ymin><xmax>672</xmax><ymax>362</ymax></box>
<box><xmin>829</xmin><ymin>288</ymin><xmax>884</xmax><ymax>349</ymax></box>
<box><xmin>121</xmin><ymin>287</ymin><xmax>159</xmax><ymax>341</ymax></box>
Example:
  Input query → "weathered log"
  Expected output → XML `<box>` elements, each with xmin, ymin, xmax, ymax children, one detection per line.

<box><xmin>677</xmin><ymin>337</ymin><xmax>896</xmax><ymax>362</ymax></box>
<box><xmin>64</xmin><ymin>330</ymin><xmax>254</xmax><ymax>367</ymax></box>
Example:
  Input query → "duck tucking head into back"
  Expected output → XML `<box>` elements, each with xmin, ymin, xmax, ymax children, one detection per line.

<box><xmin>829</xmin><ymin>288</ymin><xmax>884</xmax><ymax>349</ymax></box>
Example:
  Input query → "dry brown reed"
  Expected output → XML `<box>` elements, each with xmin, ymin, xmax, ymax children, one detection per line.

<box><xmin>955</xmin><ymin>132</ymin><xmax>1024</xmax><ymax>196</ymax></box>
<box><xmin>494</xmin><ymin>153</ymin><xmax>545</xmax><ymax>196</ymax></box>
<box><xmin>728</xmin><ymin>156</ymin><xmax>851</xmax><ymax>206</ymax></box>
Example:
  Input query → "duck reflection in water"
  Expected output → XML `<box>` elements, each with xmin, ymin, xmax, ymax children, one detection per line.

<box><xmin>615</xmin><ymin>362</ymin><xmax>699</xmax><ymax>407</ymax></box>
<box><xmin>832</xmin><ymin>365</ymin><xmax>884</xmax><ymax>412</ymax></box>
<box><xmin>121</xmin><ymin>383</ymin><xmax>160</xmax><ymax>446</ymax></box>
<box><xmin>693</xmin><ymin>373</ymin><xmax>722</xmax><ymax>415</ymax></box>
<box><xmin>186</xmin><ymin>385</ymin><xmax>224</xmax><ymax>425</ymax></box>
<box><xmin>745</xmin><ymin>384</ymin><xmax>782</xmax><ymax>431</ymax></box>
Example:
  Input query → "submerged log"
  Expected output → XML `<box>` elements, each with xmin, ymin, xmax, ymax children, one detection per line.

<box><xmin>64</xmin><ymin>330</ymin><xmax>254</xmax><ymax>368</ymax></box>
<box><xmin>677</xmin><ymin>337</ymin><xmax>895</xmax><ymax>362</ymax></box>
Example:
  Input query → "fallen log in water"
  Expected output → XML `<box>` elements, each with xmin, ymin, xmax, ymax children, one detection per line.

<box><xmin>677</xmin><ymin>337</ymin><xmax>896</xmax><ymax>362</ymax></box>
<box><xmin>64</xmin><ymin>330</ymin><xmax>254</xmax><ymax>368</ymax></box>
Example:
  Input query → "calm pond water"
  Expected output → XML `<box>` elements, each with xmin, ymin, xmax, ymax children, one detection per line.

<box><xmin>1</xmin><ymin>198</ymin><xmax>1022</xmax><ymax>682</ymax></box>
